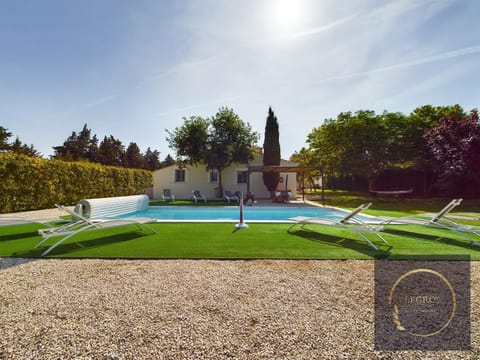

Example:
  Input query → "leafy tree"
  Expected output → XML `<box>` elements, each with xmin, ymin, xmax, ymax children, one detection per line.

<box><xmin>88</xmin><ymin>134</ymin><xmax>100</xmax><ymax>163</ymax></box>
<box><xmin>52</xmin><ymin>124</ymin><xmax>162</xmax><ymax>169</ymax></box>
<box><xmin>306</xmin><ymin>110</ymin><xmax>409</xmax><ymax>190</ymax></box>
<box><xmin>290</xmin><ymin>147</ymin><xmax>320</xmax><ymax>189</ymax></box>
<box><xmin>167</xmin><ymin>107</ymin><xmax>259</xmax><ymax>196</ymax></box>
<box><xmin>166</xmin><ymin>116</ymin><xmax>209</xmax><ymax>165</ymax></box>
<box><xmin>53</xmin><ymin>124</ymin><xmax>95</xmax><ymax>161</ymax></box>
<box><xmin>307</xmin><ymin>116</ymin><xmax>347</xmax><ymax>183</ymax></box>
<box><xmin>98</xmin><ymin>135</ymin><xmax>125</xmax><ymax>166</ymax></box>
<box><xmin>0</xmin><ymin>126</ymin><xmax>13</xmax><ymax>152</ymax></box>
<box><xmin>340</xmin><ymin>111</ymin><xmax>391</xmax><ymax>189</ymax></box>
<box><xmin>206</xmin><ymin>107</ymin><xmax>259</xmax><ymax>195</ymax></box>
<box><xmin>424</xmin><ymin>110</ymin><xmax>480</xmax><ymax>197</ymax></box>
<box><xmin>10</xmin><ymin>137</ymin><xmax>40</xmax><ymax>157</ymax></box>
<box><xmin>403</xmin><ymin>105</ymin><xmax>467</xmax><ymax>194</ymax></box>
<box><xmin>0</xmin><ymin>126</ymin><xmax>39</xmax><ymax>156</ymax></box>
<box><xmin>161</xmin><ymin>154</ymin><xmax>176</xmax><ymax>167</ymax></box>
<box><xmin>262</xmin><ymin>107</ymin><xmax>281</xmax><ymax>193</ymax></box>
<box><xmin>402</xmin><ymin>105</ymin><xmax>466</xmax><ymax>164</ymax></box>
<box><xmin>52</xmin><ymin>130</ymin><xmax>78</xmax><ymax>160</ymax></box>
<box><xmin>125</xmin><ymin>142</ymin><xmax>145</xmax><ymax>169</ymax></box>
<box><xmin>144</xmin><ymin>147</ymin><xmax>162</xmax><ymax>171</ymax></box>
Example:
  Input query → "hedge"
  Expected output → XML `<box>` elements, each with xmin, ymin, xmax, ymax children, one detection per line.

<box><xmin>0</xmin><ymin>153</ymin><xmax>153</xmax><ymax>213</ymax></box>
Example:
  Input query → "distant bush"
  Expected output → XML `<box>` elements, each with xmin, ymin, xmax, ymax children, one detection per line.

<box><xmin>0</xmin><ymin>153</ymin><xmax>152</xmax><ymax>213</ymax></box>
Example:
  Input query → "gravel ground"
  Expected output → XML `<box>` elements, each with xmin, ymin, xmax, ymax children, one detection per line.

<box><xmin>0</xmin><ymin>259</ymin><xmax>478</xmax><ymax>359</ymax></box>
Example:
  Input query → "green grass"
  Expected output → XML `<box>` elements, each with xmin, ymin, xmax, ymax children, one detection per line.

<box><xmin>1</xmin><ymin>221</ymin><xmax>479</xmax><ymax>260</ymax></box>
<box><xmin>1</xmin><ymin>191</ymin><xmax>479</xmax><ymax>260</ymax></box>
<box><xmin>306</xmin><ymin>189</ymin><xmax>480</xmax><ymax>218</ymax></box>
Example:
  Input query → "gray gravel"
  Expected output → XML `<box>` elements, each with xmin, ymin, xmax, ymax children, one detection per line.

<box><xmin>0</xmin><ymin>259</ymin><xmax>478</xmax><ymax>359</ymax></box>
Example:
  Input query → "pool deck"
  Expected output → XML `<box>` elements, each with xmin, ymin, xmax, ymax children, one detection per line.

<box><xmin>0</xmin><ymin>206</ymin><xmax>74</xmax><ymax>221</ymax></box>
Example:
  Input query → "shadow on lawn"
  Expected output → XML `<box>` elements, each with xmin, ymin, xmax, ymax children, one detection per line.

<box><xmin>0</xmin><ymin>231</ymin><xmax>40</xmax><ymax>241</ymax></box>
<box><xmin>14</xmin><ymin>231</ymin><xmax>146</xmax><ymax>257</ymax></box>
<box><xmin>0</xmin><ymin>223</ymin><xmax>47</xmax><ymax>242</ymax></box>
<box><xmin>290</xmin><ymin>229</ymin><xmax>392</xmax><ymax>259</ymax></box>
<box><xmin>384</xmin><ymin>228</ymin><xmax>480</xmax><ymax>252</ymax></box>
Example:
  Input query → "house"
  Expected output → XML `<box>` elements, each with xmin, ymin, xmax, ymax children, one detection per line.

<box><xmin>152</xmin><ymin>153</ymin><xmax>298</xmax><ymax>200</ymax></box>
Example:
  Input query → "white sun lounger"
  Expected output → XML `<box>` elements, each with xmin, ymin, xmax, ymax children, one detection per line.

<box><xmin>380</xmin><ymin>198</ymin><xmax>480</xmax><ymax>246</ymax></box>
<box><xmin>287</xmin><ymin>203</ymin><xmax>387</xmax><ymax>250</ymax></box>
<box><xmin>36</xmin><ymin>195</ymin><xmax>156</xmax><ymax>256</ymax></box>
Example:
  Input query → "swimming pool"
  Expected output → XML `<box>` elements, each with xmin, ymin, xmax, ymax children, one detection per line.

<box><xmin>117</xmin><ymin>206</ymin><xmax>365</xmax><ymax>222</ymax></box>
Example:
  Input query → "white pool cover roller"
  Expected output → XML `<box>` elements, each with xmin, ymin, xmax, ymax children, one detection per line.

<box><xmin>76</xmin><ymin>194</ymin><xmax>149</xmax><ymax>218</ymax></box>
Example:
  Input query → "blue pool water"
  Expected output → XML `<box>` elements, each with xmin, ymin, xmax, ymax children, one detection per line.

<box><xmin>117</xmin><ymin>206</ymin><xmax>358</xmax><ymax>222</ymax></box>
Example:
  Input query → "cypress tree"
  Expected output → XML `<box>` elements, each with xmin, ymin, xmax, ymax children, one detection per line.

<box><xmin>262</xmin><ymin>107</ymin><xmax>281</xmax><ymax>193</ymax></box>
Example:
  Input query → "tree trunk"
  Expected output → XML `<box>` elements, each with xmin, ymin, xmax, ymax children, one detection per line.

<box><xmin>218</xmin><ymin>169</ymin><xmax>223</xmax><ymax>198</ymax></box>
<box><xmin>367</xmin><ymin>176</ymin><xmax>375</xmax><ymax>192</ymax></box>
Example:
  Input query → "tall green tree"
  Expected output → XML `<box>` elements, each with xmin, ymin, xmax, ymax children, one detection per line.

<box><xmin>167</xmin><ymin>107</ymin><xmax>259</xmax><ymax>196</ymax></box>
<box><xmin>98</xmin><ymin>135</ymin><xmax>125</xmax><ymax>166</ymax></box>
<box><xmin>125</xmin><ymin>142</ymin><xmax>145</xmax><ymax>169</ymax></box>
<box><xmin>53</xmin><ymin>124</ymin><xmax>95</xmax><ymax>161</ymax></box>
<box><xmin>0</xmin><ymin>126</ymin><xmax>39</xmax><ymax>156</ymax></box>
<box><xmin>161</xmin><ymin>154</ymin><xmax>176</xmax><ymax>167</ymax></box>
<box><xmin>306</xmin><ymin>116</ymin><xmax>346</xmax><ymax>186</ymax></box>
<box><xmin>52</xmin><ymin>125</ymin><xmax>162</xmax><ymax>169</ymax></box>
<box><xmin>307</xmin><ymin>111</ymin><xmax>405</xmax><ymax>190</ymax></box>
<box><xmin>87</xmin><ymin>134</ymin><xmax>100</xmax><ymax>163</ymax></box>
<box><xmin>10</xmin><ymin>137</ymin><xmax>40</xmax><ymax>157</ymax></box>
<box><xmin>166</xmin><ymin>116</ymin><xmax>209</xmax><ymax>165</ymax></box>
<box><xmin>144</xmin><ymin>147</ymin><xmax>162</xmax><ymax>171</ymax></box>
<box><xmin>302</xmin><ymin>104</ymin><xmax>470</xmax><ymax>193</ymax></box>
<box><xmin>0</xmin><ymin>126</ymin><xmax>13</xmax><ymax>152</ymax></box>
<box><xmin>208</xmin><ymin>107</ymin><xmax>259</xmax><ymax>195</ymax></box>
<box><xmin>262</xmin><ymin>107</ymin><xmax>281</xmax><ymax>192</ymax></box>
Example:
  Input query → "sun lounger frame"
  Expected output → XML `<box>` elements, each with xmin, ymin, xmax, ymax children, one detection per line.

<box><xmin>287</xmin><ymin>203</ymin><xmax>387</xmax><ymax>250</ymax></box>
<box><xmin>36</xmin><ymin>195</ymin><xmax>156</xmax><ymax>256</ymax></box>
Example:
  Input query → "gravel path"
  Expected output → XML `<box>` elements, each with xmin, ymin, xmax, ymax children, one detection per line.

<box><xmin>0</xmin><ymin>259</ymin><xmax>478</xmax><ymax>359</ymax></box>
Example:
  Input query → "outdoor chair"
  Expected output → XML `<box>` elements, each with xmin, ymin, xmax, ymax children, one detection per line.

<box><xmin>272</xmin><ymin>190</ymin><xmax>290</xmax><ymax>203</ymax></box>
<box><xmin>287</xmin><ymin>202</ymin><xmax>387</xmax><ymax>250</ymax></box>
<box><xmin>162</xmin><ymin>189</ymin><xmax>175</xmax><ymax>202</ymax></box>
<box><xmin>379</xmin><ymin>198</ymin><xmax>480</xmax><ymax>246</ymax></box>
<box><xmin>36</xmin><ymin>195</ymin><xmax>156</xmax><ymax>256</ymax></box>
<box><xmin>224</xmin><ymin>190</ymin><xmax>239</xmax><ymax>203</ymax></box>
<box><xmin>192</xmin><ymin>190</ymin><xmax>207</xmax><ymax>204</ymax></box>
<box><xmin>36</xmin><ymin>205</ymin><xmax>156</xmax><ymax>256</ymax></box>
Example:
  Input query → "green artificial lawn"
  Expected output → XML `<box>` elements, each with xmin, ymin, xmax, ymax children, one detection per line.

<box><xmin>307</xmin><ymin>189</ymin><xmax>480</xmax><ymax>217</ymax></box>
<box><xmin>1</xmin><ymin>221</ymin><xmax>480</xmax><ymax>260</ymax></box>
<box><xmin>2</xmin><ymin>191</ymin><xmax>479</xmax><ymax>260</ymax></box>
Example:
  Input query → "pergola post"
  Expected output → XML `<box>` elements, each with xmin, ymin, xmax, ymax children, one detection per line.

<box><xmin>321</xmin><ymin>169</ymin><xmax>325</xmax><ymax>206</ymax></box>
<box><xmin>302</xmin><ymin>172</ymin><xmax>305</xmax><ymax>202</ymax></box>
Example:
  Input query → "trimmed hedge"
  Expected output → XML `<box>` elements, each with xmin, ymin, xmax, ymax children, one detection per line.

<box><xmin>0</xmin><ymin>153</ymin><xmax>153</xmax><ymax>213</ymax></box>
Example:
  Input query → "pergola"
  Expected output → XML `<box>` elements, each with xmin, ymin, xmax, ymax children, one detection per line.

<box><xmin>246</xmin><ymin>165</ymin><xmax>324</xmax><ymax>203</ymax></box>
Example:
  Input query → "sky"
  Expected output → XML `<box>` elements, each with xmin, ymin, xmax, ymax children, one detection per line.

<box><xmin>1</xmin><ymin>0</ymin><xmax>479</xmax><ymax>160</ymax></box>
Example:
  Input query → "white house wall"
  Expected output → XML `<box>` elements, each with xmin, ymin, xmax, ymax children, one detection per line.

<box><xmin>153</xmin><ymin>165</ymin><xmax>217</xmax><ymax>200</ymax></box>
<box><xmin>153</xmin><ymin>163</ymin><xmax>298</xmax><ymax>201</ymax></box>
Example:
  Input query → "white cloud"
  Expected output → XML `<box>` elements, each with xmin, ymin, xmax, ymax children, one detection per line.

<box><xmin>311</xmin><ymin>45</ymin><xmax>480</xmax><ymax>84</ymax></box>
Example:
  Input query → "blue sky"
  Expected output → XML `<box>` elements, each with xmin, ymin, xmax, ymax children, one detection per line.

<box><xmin>1</xmin><ymin>0</ymin><xmax>479</xmax><ymax>159</ymax></box>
